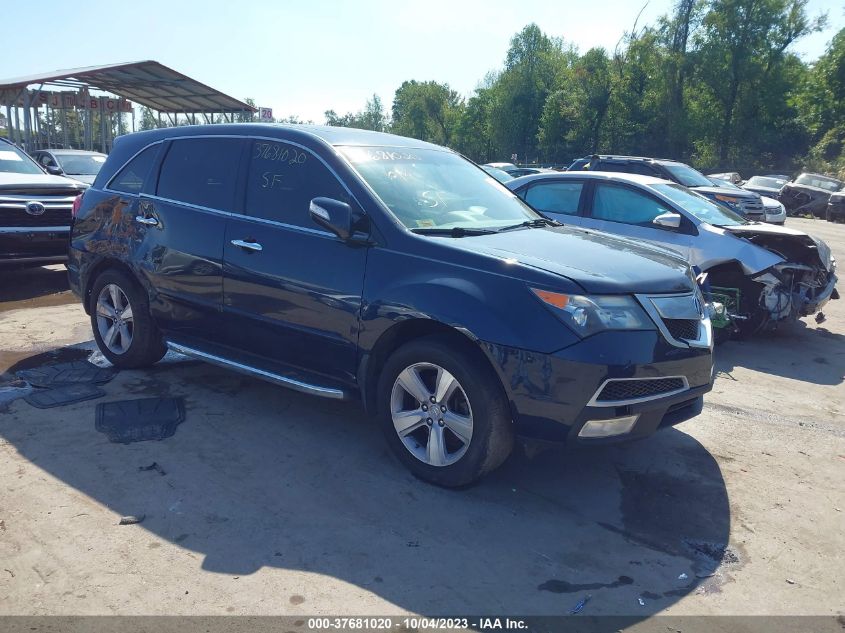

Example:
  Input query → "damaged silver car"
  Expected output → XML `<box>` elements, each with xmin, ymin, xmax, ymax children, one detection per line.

<box><xmin>506</xmin><ymin>171</ymin><xmax>839</xmax><ymax>338</ymax></box>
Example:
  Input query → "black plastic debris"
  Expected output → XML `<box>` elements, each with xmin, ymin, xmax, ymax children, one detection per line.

<box><xmin>95</xmin><ymin>398</ymin><xmax>186</xmax><ymax>444</ymax></box>
<box><xmin>24</xmin><ymin>383</ymin><xmax>106</xmax><ymax>409</ymax></box>
<box><xmin>17</xmin><ymin>360</ymin><xmax>116</xmax><ymax>388</ymax></box>
<box><xmin>139</xmin><ymin>462</ymin><xmax>167</xmax><ymax>476</ymax></box>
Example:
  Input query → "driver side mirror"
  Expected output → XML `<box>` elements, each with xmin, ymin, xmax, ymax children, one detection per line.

<box><xmin>45</xmin><ymin>164</ymin><xmax>64</xmax><ymax>176</ymax></box>
<box><xmin>310</xmin><ymin>197</ymin><xmax>352</xmax><ymax>240</ymax></box>
<box><xmin>653</xmin><ymin>212</ymin><xmax>682</xmax><ymax>229</ymax></box>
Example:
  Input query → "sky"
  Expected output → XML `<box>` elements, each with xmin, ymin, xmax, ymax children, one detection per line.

<box><xmin>1</xmin><ymin>0</ymin><xmax>843</xmax><ymax>123</ymax></box>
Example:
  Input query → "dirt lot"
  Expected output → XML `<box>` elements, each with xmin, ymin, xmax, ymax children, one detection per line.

<box><xmin>0</xmin><ymin>218</ymin><xmax>843</xmax><ymax>617</ymax></box>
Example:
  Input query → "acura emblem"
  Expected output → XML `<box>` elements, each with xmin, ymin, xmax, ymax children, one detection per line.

<box><xmin>25</xmin><ymin>201</ymin><xmax>46</xmax><ymax>216</ymax></box>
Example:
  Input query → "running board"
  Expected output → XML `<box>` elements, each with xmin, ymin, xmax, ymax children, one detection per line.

<box><xmin>166</xmin><ymin>341</ymin><xmax>347</xmax><ymax>400</ymax></box>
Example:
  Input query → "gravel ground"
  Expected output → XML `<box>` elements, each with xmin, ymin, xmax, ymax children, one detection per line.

<box><xmin>0</xmin><ymin>218</ymin><xmax>842</xmax><ymax>617</ymax></box>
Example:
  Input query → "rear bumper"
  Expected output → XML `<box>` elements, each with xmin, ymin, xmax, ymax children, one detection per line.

<box><xmin>484</xmin><ymin>330</ymin><xmax>714</xmax><ymax>443</ymax></box>
<box><xmin>0</xmin><ymin>226</ymin><xmax>70</xmax><ymax>266</ymax></box>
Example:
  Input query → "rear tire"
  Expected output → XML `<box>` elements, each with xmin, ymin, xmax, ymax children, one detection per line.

<box><xmin>89</xmin><ymin>269</ymin><xmax>166</xmax><ymax>369</ymax></box>
<box><xmin>376</xmin><ymin>335</ymin><xmax>514</xmax><ymax>487</ymax></box>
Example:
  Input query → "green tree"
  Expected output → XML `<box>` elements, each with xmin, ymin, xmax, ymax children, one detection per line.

<box><xmin>694</xmin><ymin>0</ymin><xmax>825</xmax><ymax>163</ymax></box>
<box><xmin>390</xmin><ymin>80</ymin><xmax>464</xmax><ymax>145</ymax></box>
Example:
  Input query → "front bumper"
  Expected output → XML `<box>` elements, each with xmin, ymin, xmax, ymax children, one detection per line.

<box><xmin>0</xmin><ymin>226</ymin><xmax>70</xmax><ymax>266</ymax></box>
<box><xmin>801</xmin><ymin>272</ymin><xmax>838</xmax><ymax>316</ymax></box>
<box><xmin>484</xmin><ymin>329</ymin><xmax>714</xmax><ymax>443</ymax></box>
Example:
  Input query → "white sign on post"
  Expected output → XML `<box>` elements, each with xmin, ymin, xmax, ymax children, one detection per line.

<box><xmin>259</xmin><ymin>107</ymin><xmax>273</xmax><ymax>121</ymax></box>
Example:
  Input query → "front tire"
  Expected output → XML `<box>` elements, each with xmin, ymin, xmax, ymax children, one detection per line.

<box><xmin>376</xmin><ymin>335</ymin><xmax>514</xmax><ymax>487</ymax></box>
<box><xmin>89</xmin><ymin>269</ymin><xmax>166</xmax><ymax>369</ymax></box>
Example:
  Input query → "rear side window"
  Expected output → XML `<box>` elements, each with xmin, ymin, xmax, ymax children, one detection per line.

<box><xmin>245</xmin><ymin>140</ymin><xmax>347</xmax><ymax>227</ymax></box>
<box><xmin>157</xmin><ymin>138</ymin><xmax>243</xmax><ymax>210</ymax></box>
<box><xmin>592</xmin><ymin>184</ymin><xmax>673</xmax><ymax>225</ymax></box>
<box><xmin>524</xmin><ymin>182</ymin><xmax>583</xmax><ymax>215</ymax></box>
<box><xmin>109</xmin><ymin>145</ymin><xmax>160</xmax><ymax>194</ymax></box>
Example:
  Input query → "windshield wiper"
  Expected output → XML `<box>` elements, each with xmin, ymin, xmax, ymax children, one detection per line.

<box><xmin>410</xmin><ymin>226</ymin><xmax>497</xmax><ymax>237</ymax></box>
<box><xmin>496</xmin><ymin>217</ymin><xmax>562</xmax><ymax>232</ymax></box>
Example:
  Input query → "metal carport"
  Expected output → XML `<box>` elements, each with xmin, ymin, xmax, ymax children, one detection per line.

<box><xmin>0</xmin><ymin>60</ymin><xmax>256</xmax><ymax>152</ymax></box>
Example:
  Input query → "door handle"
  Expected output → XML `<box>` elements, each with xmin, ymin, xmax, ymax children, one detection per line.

<box><xmin>135</xmin><ymin>215</ymin><xmax>159</xmax><ymax>226</ymax></box>
<box><xmin>231</xmin><ymin>239</ymin><xmax>263</xmax><ymax>252</ymax></box>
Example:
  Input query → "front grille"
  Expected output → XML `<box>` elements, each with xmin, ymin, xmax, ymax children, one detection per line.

<box><xmin>0</xmin><ymin>207</ymin><xmax>72</xmax><ymax>227</ymax></box>
<box><xmin>664</xmin><ymin>318</ymin><xmax>700</xmax><ymax>340</ymax></box>
<box><xmin>0</xmin><ymin>192</ymin><xmax>76</xmax><ymax>228</ymax></box>
<box><xmin>595</xmin><ymin>377</ymin><xmax>687</xmax><ymax>404</ymax></box>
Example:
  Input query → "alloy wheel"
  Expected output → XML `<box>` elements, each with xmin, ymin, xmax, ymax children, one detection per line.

<box><xmin>390</xmin><ymin>362</ymin><xmax>474</xmax><ymax>467</ymax></box>
<box><xmin>95</xmin><ymin>283</ymin><xmax>134</xmax><ymax>354</ymax></box>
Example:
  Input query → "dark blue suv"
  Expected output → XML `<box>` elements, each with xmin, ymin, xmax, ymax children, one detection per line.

<box><xmin>69</xmin><ymin>124</ymin><xmax>713</xmax><ymax>486</ymax></box>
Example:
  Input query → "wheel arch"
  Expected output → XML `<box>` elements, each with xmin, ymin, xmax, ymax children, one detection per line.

<box><xmin>358</xmin><ymin>318</ymin><xmax>511</xmax><ymax>418</ymax></box>
<box><xmin>81</xmin><ymin>257</ymin><xmax>145</xmax><ymax>315</ymax></box>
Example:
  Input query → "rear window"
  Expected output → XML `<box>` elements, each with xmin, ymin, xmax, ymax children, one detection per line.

<box><xmin>109</xmin><ymin>145</ymin><xmax>160</xmax><ymax>194</ymax></box>
<box><xmin>157</xmin><ymin>138</ymin><xmax>243</xmax><ymax>210</ymax></box>
<box><xmin>523</xmin><ymin>182</ymin><xmax>583</xmax><ymax>215</ymax></box>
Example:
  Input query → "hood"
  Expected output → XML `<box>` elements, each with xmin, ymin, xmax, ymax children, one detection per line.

<box><xmin>691</xmin><ymin>185</ymin><xmax>759</xmax><ymax>200</ymax></box>
<box><xmin>760</xmin><ymin>196</ymin><xmax>783</xmax><ymax>211</ymax></box>
<box><xmin>445</xmin><ymin>226</ymin><xmax>695</xmax><ymax>295</ymax></box>
<box><xmin>0</xmin><ymin>172</ymin><xmax>87</xmax><ymax>192</ymax></box>
<box><xmin>66</xmin><ymin>174</ymin><xmax>97</xmax><ymax>185</ymax></box>
<box><xmin>744</xmin><ymin>185</ymin><xmax>781</xmax><ymax>196</ymax></box>
<box><xmin>722</xmin><ymin>223</ymin><xmax>832</xmax><ymax>270</ymax></box>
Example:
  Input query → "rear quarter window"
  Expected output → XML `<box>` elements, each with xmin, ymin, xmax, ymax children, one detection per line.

<box><xmin>523</xmin><ymin>182</ymin><xmax>583</xmax><ymax>215</ymax></box>
<box><xmin>108</xmin><ymin>145</ymin><xmax>161</xmax><ymax>194</ymax></box>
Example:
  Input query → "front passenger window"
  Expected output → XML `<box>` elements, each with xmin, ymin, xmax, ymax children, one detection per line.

<box><xmin>246</xmin><ymin>140</ymin><xmax>348</xmax><ymax>227</ymax></box>
<box><xmin>592</xmin><ymin>184</ymin><xmax>674</xmax><ymax>226</ymax></box>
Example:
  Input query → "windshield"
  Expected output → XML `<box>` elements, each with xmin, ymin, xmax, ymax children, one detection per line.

<box><xmin>795</xmin><ymin>173</ymin><xmax>844</xmax><ymax>192</ymax></box>
<box><xmin>0</xmin><ymin>144</ymin><xmax>44</xmax><ymax>175</ymax></box>
<box><xmin>662</xmin><ymin>162</ymin><xmax>713</xmax><ymax>188</ymax></box>
<box><xmin>55</xmin><ymin>153</ymin><xmax>106</xmax><ymax>175</ymax></box>
<box><xmin>653</xmin><ymin>183</ymin><xmax>748</xmax><ymax>227</ymax></box>
<box><xmin>340</xmin><ymin>147</ymin><xmax>539</xmax><ymax>230</ymax></box>
<box><xmin>747</xmin><ymin>176</ymin><xmax>786</xmax><ymax>189</ymax></box>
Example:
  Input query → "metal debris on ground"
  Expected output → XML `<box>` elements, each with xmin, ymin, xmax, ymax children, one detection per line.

<box><xmin>638</xmin><ymin>597</ymin><xmax>646</xmax><ymax>606</ymax></box>
<box><xmin>95</xmin><ymin>397</ymin><xmax>186</xmax><ymax>444</ymax></box>
<box><xmin>24</xmin><ymin>383</ymin><xmax>105</xmax><ymax>409</ymax></box>
<box><xmin>119</xmin><ymin>515</ymin><xmax>145</xmax><ymax>525</ymax></box>
<box><xmin>568</xmin><ymin>594</ymin><xmax>591</xmax><ymax>615</ymax></box>
<box><xmin>16</xmin><ymin>360</ymin><xmax>116</xmax><ymax>388</ymax></box>
<box><xmin>678</xmin><ymin>573</ymin><xmax>689</xmax><ymax>581</ymax></box>
<box><xmin>786</xmin><ymin>579</ymin><xmax>796</xmax><ymax>585</ymax></box>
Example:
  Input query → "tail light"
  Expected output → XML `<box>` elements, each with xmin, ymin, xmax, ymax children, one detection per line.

<box><xmin>71</xmin><ymin>192</ymin><xmax>84</xmax><ymax>218</ymax></box>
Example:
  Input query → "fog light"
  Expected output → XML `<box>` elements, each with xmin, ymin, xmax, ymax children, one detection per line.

<box><xmin>578</xmin><ymin>414</ymin><xmax>639</xmax><ymax>438</ymax></box>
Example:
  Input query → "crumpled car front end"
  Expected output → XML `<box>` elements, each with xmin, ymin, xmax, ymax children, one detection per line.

<box><xmin>779</xmin><ymin>184</ymin><xmax>833</xmax><ymax>217</ymax></box>
<box><xmin>726</xmin><ymin>226</ymin><xmax>838</xmax><ymax>324</ymax></box>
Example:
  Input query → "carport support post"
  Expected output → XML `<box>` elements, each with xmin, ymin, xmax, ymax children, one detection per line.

<box><xmin>21</xmin><ymin>89</ymin><xmax>32</xmax><ymax>151</ymax></box>
<box><xmin>61</xmin><ymin>107</ymin><xmax>69</xmax><ymax>149</ymax></box>
<box><xmin>5</xmin><ymin>105</ymin><xmax>13</xmax><ymax>144</ymax></box>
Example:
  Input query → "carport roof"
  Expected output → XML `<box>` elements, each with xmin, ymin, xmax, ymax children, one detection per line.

<box><xmin>0</xmin><ymin>61</ymin><xmax>256</xmax><ymax>113</ymax></box>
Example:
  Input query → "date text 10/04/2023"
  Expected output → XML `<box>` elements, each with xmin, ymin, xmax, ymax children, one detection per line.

<box><xmin>306</xmin><ymin>618</ymin><xmax>529</xmax><ymax>630</ymax></box>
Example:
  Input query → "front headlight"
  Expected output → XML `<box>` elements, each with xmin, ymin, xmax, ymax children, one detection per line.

<box><xmin>714</xmin><ymin>194</ymin><xmax>740</xmax><ymax>208</ymax></box>
<box><xmin>530</xmin><ymin>289</ymin><xmax>655</xmax><ymax>337</ymax></box>
<box><xmin>811</xmin><ymin>237</ymin><xmax>834</xmax><ymax>272</ymax></box>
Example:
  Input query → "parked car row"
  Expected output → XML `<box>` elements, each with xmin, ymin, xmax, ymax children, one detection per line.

<box><xmin>551</xmin><ymin>154</ymin><xmax>838</xmax><ymax>339</ymax></box>
<box><xmin>3</xmin><ymin>127</ymin><xmax>840</xmax><ymax>486</ymax></box>
<box><xmin>706</xmin><ymin>169</ymin><xmax>845</xmax><ymax>222</ymax></box>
